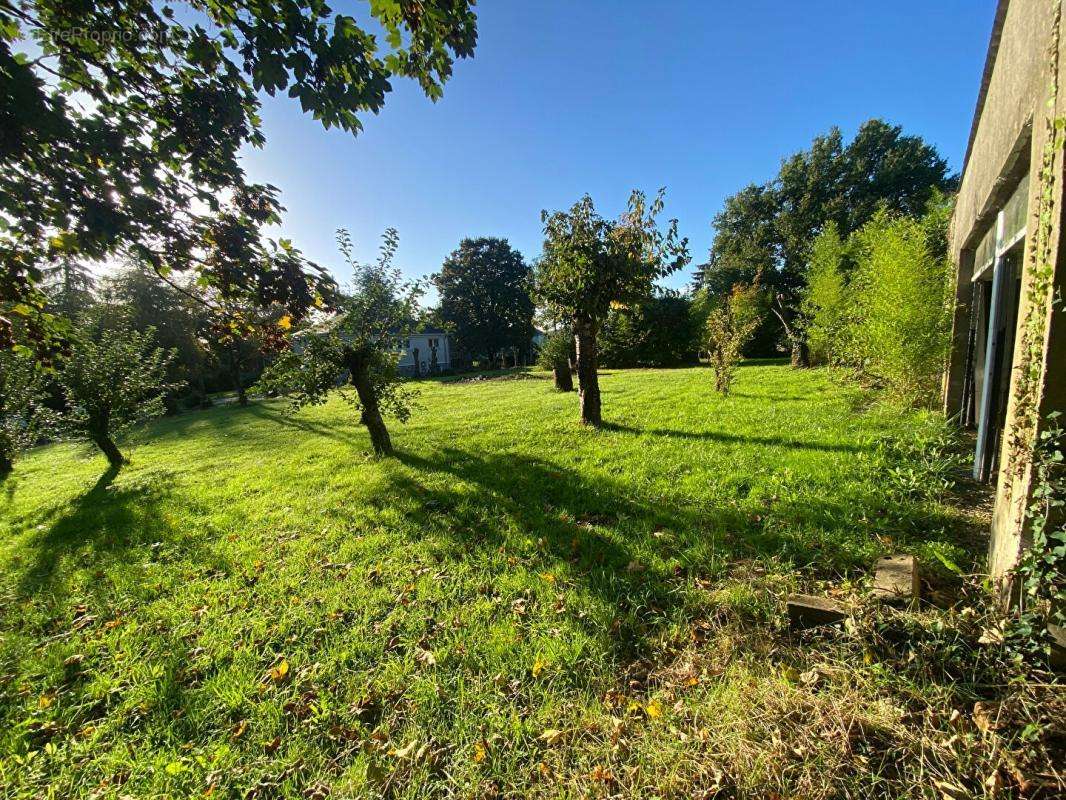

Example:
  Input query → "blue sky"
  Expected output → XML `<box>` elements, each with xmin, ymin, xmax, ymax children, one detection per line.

<box><xmin>241</xmin><ymin>1</ymin><xmax>996</xmax><ymax>297</ymax></box>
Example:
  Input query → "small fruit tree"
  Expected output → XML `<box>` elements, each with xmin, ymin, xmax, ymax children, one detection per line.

<box><xmin>257</xmin><ymin>230</ymin><xmax>421</xmax><ymax>456</ymax></box>
<box><xmin>534</xmin><ymin>189</ymin><xmax>689</xmax><ymax>425</ymax></box>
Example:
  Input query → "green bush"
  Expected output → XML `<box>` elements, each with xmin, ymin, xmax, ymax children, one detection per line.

<box><xmin>536</xmin><ymin>328</ymin><xmax>573</xmax><ymax>371</ymax></box>
<box><xmin>800</xmin><ymin>222</ymin><xmax>853</xmax><ymax>367</ymax></box>
<box><xmin>800</xmin><ymin>199</ymin><xmax>953</xmax><ymax>407</ymax></box>
<box><xmin>848</xmin><ymin>208</ymin><xmax>952</xmax><ymax>406</ymax></box>
<box><xmin>0</xmin><ymin>350</ymin><xmax>53</xmax><ymax>476</ymax></box>
<box><xmin>702</xmin><ymin>283</ymin><xmax>765</xmax><ymax>394</ymax></box>
<box><xmin>599</xmin><ymin>291</ymin><xmax>698</xmax><ymax>368</ymax></box>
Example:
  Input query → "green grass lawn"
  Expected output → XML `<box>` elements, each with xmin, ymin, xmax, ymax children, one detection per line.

<box><xmin>0</xmin><ymin>364</ymin><xmax>1013</xmax><ymax>798</ymax></box>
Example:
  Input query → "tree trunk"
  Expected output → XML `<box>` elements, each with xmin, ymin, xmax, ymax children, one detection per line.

<box><xmin>229</xmin><ymin>349</ymin><xmax>248</xmax><ymax>406</ymax></box>
<box><xmin>553</xmin><ymin>358</ymin><xmax>574</xmax><ymax>392</ymax></box>
<box><xmin>574</xmin><ymin>323</ymin><xmax>602</xmax><ymax>426</ymax></box>
<box><xmin>771</xmin><ymin>296</ymin><xmax>810</xmax><ymax>369</ymax></box>
<box><xmin>0</xmin><ymin>448</ymin><xmax>12</xmax><ymax>480</ymax></box>
<box><xmin>348</xmin><ymin>354</ymin><xmax>393</xmax><ymax>456</ymax></box>
<box><xmin>92</xmin><ymin>432</ymin><xmax>127</xmax><ymax>468</ymax></box>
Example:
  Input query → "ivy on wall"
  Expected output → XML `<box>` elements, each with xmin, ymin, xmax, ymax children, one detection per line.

<box><xmin>1009</xmin><ymin>413</ymin><xmax>1065</xmax><ymax>666</ymax></box>
<box><xmin>1005</xmin><ymin>0</ymin><xmax>1065</xmax><ymax>657</ymax></box>
<box><xmin>1005</xmin><ymin>2</ymin><xmax>1062</xmax><ymax>484</ymax></box>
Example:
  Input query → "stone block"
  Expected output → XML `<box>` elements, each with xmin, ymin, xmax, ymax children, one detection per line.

<box><xmin>786</xmin><ymin>594</ymin><xmax>848</xmax><ymax>629</ymax></box>
<box><xmin>871</xmin><ymin>555</ymin><xmax>919</xmax><ymax>605</ymax></box>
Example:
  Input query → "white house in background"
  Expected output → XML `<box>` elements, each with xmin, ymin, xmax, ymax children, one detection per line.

<box><xmin>397</xmin><ymin>328</ymin><xmax>451</xmax><ymax>376</ymax></box>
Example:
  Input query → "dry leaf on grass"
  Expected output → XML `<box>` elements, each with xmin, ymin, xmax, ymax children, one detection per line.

<box><xmin>539</xmin><ymin>728</ymin><xmax>565</xmax><ymax>746</ymax></box>
<box><xmin>269</xmin><ymin>659</ymin><xmax>290</xmax><ymax>683</ymax></box>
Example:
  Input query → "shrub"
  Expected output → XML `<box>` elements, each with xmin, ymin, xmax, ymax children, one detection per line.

<box><xmin>800</xmin><ymin>222</ymin><xmax>853</xmax><ymax>367</ymax></box>
<box><xmin>536</xmin><ymin>329</ymin><xmax>574</xmax><ymax>391</ymax></box>
<box><xmin>703</xmin><ymin>283</ymin><xmax>765</xmax><ymax>394</ymax></box>
<box><xmin>0</xmin><ymin>350</ymin><xmax>52</xmax><ymax>476</ymax></box>
<box><xmin>599</xmin><ymin>291</ymin><xmax>697</xmax><ymax>368</ymax></box>
<box><xmin>848</xmin><ymin>209</ymin><xmax>952</xmax><ymax>406</ymax></box>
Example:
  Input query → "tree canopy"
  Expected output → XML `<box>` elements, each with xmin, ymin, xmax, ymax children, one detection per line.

<box><xmin>433</xmin><ymin>237</ymin><xmax>533</xmax><ymax>365</ymax></box>
<box><xmin>536</xmin><ymin>190</ymin><xmax>690</xmax><ymax>331</ymax></box>
<box><xmin>1</xmin><ymin>0</ymin><xmax>478</xmax><ymax>355</ymax></box>
<box><xmin>695</xmin><ymin>119</ymin><xmax>955</xmax><ymax>359</ymax></box>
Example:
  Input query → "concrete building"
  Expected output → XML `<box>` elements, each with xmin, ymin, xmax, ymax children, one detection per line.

<box><xmin>943</xmin><ymin>0</ymin><xmax>1065</xmax><ymax>591</ymax></box>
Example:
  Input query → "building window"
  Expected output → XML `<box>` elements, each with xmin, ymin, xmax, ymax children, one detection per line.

<box><xmin>964</xmin><ymin>172</ymin><xmax>1029</xmax><ymax>482</ymax></box>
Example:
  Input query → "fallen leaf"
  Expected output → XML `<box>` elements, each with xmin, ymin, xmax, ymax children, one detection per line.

<box><xmin>539</xmin><ymin>728</ymin><xmax>565</xmax><ymax>746</ymax></box>
<box><xmin>933</xmin><ymin>779</ymin><xmax>968</xmax><ymax>800</ymax></box>
<box><xmin>472</xmin><ymin>741</ymin><xmax>487</xmax><ymax>764</ymax></box>
<box><xmin>531</xmin><ymin>656</ymin><xmax>549</xmax><ymax>678</ymax></box>
<box><xmin>393</xmin><ymin>739</ymin><xmax>419</xmax><ymax>759</ymax></box>
<box><xmin>232</xmin><ymin>720</ymin><xmax>248</xmax><ymax>739</ymax></box>
<box><xmin>416</xmin><ymin>648</ymin><xmax>437</xmax><ymax>667</ymax></box>
<box><xmin>645</xmin><ymin>699</ymin><xmax>663</xmax><ymax>719</ymax></box>
<box><xmin>799</xmin><ymin>669</ymin><xmax>821</xmax><ymax>687</ymax></box>
<box><xmin>269</xmin><ymin>660</ymin><xmax>290</xmax><ymax>683</ymax></box>
<box><xmin>972</xmin><ymin>701</ymin><xmax>1001</xmax><ymax>733</ymax></box>
<box><xmin>985</xmin><ymin>769</ymin><xmax>1005</xmax><ymax>794</ymax></box>
<box><xmin>590</xmin><ymin>765</ymin><xmax>614</xmax><ymax>783</ymax></box>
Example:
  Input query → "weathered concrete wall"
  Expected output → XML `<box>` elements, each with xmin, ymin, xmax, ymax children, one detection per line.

<box><xmin>989</xmin><ymin>2</ymin><xmax>1066</xmax><ymax>584</ymax></box>
<box><xmin>952</xmin><ymin>0</ymin><xmax>1054</xmax><ymax>254</ymax></box>
<box><xmin>945</xmin><ymin>0</ymin><xmax>1066</xmax><ymax>586</ymax></box>
<box><xmin>944</xmin><ymin>1</ymin><xmax>1051</xmax><ymax>414</ymax></box>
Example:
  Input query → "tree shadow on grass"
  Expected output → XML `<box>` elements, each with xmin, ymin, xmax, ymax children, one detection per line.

<box><xmin>599</xmin><ymin>421</ymin><xmax>868</xmax><ymax>454</ymax></box>
<box><xmin>14</xmin><ymin>465</ymin><xmax>222</xmax><ymax>604</ymax></box>
<box><xmin>243</xmin><ymin>404</ymin><xmax>361</xmax><ymax>445</ymax></box>
<box><xmin>726</xmin><ymin>393</ymin><xmax>817</xmax><ymax>403</ymax></box>
<box><xmin>388</xmin><ymin>447</ymin><xmax>752</xmax><ymax>661</ymax></box>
